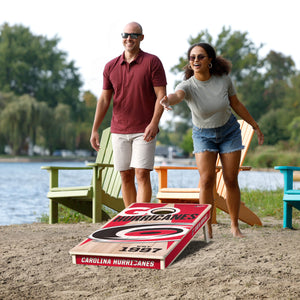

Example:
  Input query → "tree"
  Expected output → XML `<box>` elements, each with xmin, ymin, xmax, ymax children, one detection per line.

<box><xmin>0</xmin><ymin>23</ymin><xmax>82</xmax><ymax>117</ymax></box>
<box><xmin>0</xmin><ymin>94</ymin><xmax>47</xmax><ymax>154</ymax></box>
<box><xmin>288</xmin><ymin>116</ymin><xmax>300</xmax><ymax>150</ymax></box>
<box><xmin>263</xmin><ymin>50</ymin><xmax>296</xmax><ymax>83</ymax></box>
<box><xmin>51</xmin><ymin>104</ymin><xmax>76</xmax><ymax>151</ymax></box>
<box><xmin>180</xmin><ymin>128</ymin><xmax>193</xmax><ymax>155</ymax></box>
<box><xmin>282</xmin><ymin>73</ymin><xmax>300</xmax><ymax>115</ymax></box>
<box><xmin>258</xmin><ymin>108</ymin><xmax>290</xmax><ymax>145</ymax></box>
<box><xmin>260</xmin><ymin>51</ymin><xmax>297</xmax><ymax>114</ymax></box>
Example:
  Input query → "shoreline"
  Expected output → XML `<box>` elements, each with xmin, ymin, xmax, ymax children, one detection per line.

<box><xmin>0</xmin><ymin>156</ymin><xmax>94</xmax><ymax>163</ymax></box>
<box><xmin>0</xmin><ymin>155</ymin><xmax>276</xmax><ymax>170</ymax></box>
<box><xmin>0</xmin><ymin>156</ymin><xmax>285</xmax><ymax>173</ymax></box>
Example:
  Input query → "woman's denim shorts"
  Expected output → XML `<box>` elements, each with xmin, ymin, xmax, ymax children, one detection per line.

<box><xmin>192</xmin><ymin>114</ymin><xmax>244</xmax><ymax>154</ymax></box>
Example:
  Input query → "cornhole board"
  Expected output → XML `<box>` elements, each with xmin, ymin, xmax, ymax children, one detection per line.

<box><xmin>69</xmin><ymin>203</ymin><xmax>211</xmax><ymax>270</ymax></box>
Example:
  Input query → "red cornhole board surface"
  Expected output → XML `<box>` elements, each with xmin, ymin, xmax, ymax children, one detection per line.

<box><xmin>70</xmin><ymin>203</ymin><xmax>211</xmax><ymax>270</ymax></box>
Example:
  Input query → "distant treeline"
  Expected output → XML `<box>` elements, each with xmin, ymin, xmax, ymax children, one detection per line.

<box><xmin>1</xmin><ymin>24</ymin><xmax>300</xmax><ymax>160</ymax></box>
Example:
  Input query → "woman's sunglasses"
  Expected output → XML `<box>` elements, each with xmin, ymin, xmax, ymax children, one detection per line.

<box><xmin>189</xmin><ymin>55</ymin><xmax>207</xmax><ymax>61</ymax></box>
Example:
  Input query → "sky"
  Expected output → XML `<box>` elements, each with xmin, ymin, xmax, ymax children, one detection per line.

<box><xmin>1</xmin><ymin>0</ymin><xmax>300</xmax><ymax>99</ymax></box>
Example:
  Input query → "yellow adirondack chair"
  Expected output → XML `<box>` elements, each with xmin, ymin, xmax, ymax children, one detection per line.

<box><xmin>41</xmin><ymin>127</ymin><xmax>124</xmax><ymax>224</ymax></box>
<box><xmin>154</xmin><ymin>120</ymin><xmax>262</xmax><ymax>226</ymax></box>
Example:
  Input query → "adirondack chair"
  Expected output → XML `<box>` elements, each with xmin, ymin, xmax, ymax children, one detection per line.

<box><xmin>41</xmin><ymin>127</ymin><xmax>124</xmax><ymax>224</ymax></box>
<box><xmin>154</xmin><ymin>120</ymin><xmax>262</xmax><ymax>226</ymax></box>
<box><xmin>274</xmin><ymin>166</ymin><xmax>300</xmax><ymax>229</ymax></box>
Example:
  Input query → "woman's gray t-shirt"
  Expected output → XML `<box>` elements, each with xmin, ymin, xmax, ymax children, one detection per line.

<box><xmin>175</xmin><ymin>75</ymin><xmax>236</xmax><ymax>128</ymax></box>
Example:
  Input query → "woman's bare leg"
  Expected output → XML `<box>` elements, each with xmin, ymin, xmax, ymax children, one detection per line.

<box><xmin>195</xmin><ymin>151</ymin><xmax>218</xmax><ymax>238</ymax></box>
<box><xmin>220</xmin><ymin>150</ymin><xmax>245</xmax><ymax>237</ymax></box>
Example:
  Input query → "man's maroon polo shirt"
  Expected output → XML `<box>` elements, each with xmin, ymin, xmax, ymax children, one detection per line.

<box><xmin>103</xmin><ymin>50</ymin><xmax>167</xmax><ymax>134</ymax></box>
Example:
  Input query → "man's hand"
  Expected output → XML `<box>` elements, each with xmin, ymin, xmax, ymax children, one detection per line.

<box><xmin>143</xmin><ymin>124</ymin><xmax>158</xmax><ymax>142</ymax></box>
<box><xmin>90</xmin><ymin>131</ymin><xmax>100</xmax><ymax>151</ymax></box>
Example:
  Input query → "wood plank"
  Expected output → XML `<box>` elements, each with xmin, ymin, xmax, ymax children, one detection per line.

<box><xmin>157</xmin><ymin>192</ymin><xmax>200</xmax><ymax>200</ymax></box>
<box><xmin>47</xmin><ymin>189</ymin><xmax>91</xmax><ymax>198</ymax></box>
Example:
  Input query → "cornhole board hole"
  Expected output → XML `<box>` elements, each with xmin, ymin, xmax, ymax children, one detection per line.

<box><xmin>69</xmin><ymin>203</ymin><xmax>211</xmax><ymax>270</ymax></box>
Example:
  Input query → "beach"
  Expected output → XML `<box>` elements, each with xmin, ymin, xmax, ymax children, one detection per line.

<box><xmin>1</xmin><ymin>216</ymin><xmax>299</xmax><ymax>299</ymax></box>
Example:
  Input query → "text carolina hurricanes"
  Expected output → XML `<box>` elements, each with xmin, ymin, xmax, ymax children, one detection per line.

<box><xmin>112</xmin><ymin>213</ymin><xmax>199</xmax><ymax>223</ymax></box>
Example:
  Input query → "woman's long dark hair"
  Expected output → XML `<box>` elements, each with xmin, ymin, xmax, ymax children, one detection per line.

<box><xmin>184</xmin><ymin>43</ymin><xmax>232</xmax><ymax>80</ymax></box>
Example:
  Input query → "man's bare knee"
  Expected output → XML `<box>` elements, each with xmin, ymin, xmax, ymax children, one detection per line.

<box><xmin>135</xmin><ymin>169</ymin><xmax>150</xmax><ymax>183</ymax></box>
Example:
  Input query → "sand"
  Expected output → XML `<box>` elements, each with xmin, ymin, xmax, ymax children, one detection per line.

<box><xmin>0</xmin><ymin>216</ymin><xmax>299</xmax><ymax>300</ymax></box>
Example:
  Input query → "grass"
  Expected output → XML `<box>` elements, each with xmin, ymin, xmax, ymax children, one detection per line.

<box><xmin>38</xmin><ymin>206</ymin><xmax>93</xmax><ymax>224</ymax></box>
<box><xmin>223</xmin><ymin>188</ymin><xmax>299</xmax><ymax>229</ymax></box>
<box><xmin>38</xmin><ymin>188</ymin><xmax>300</xmax><ymax>227</ymax></box>
<box><xmin>240</xmin><ymin>188</ymin><xmax>286</xmax><ymax>219</ymax></box>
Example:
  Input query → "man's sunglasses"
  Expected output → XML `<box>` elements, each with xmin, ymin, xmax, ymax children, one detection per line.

<box><xmin>121</xmin><ymin>33</ymin><xmax>142</xmax><ymax>39</ymax></box>
<box><xmin>189</xmin><ymin>55</ymin><xmax>207</xmax><ymax>61</ymax></box>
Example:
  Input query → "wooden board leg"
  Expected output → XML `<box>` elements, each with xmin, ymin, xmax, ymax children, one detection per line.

<box><xmin>203</xmin><ymin>224</ymin><xmax>210</xmax><ymax>243</ymax></box>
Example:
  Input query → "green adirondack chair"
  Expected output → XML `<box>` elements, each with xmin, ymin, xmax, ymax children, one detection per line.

<box><xmin>41</xmin><ymin>127</ymin><xmax>124</xmax><ymax>224</ymax></box>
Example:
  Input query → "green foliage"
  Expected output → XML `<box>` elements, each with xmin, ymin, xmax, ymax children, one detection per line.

<box><xmin>0</xmin><ymin>94</ymin><xmax>47</xmax><ymax>154</ymax></box>
<box><xmin>38</xmin><ymin>205</ymin><xmax>92</xmax><ymax>223</ymax></box>
<box><xmin>0</xmin><ymin>24</ymin><xmax>115</xmax><ymax>155</ymax></box>
<box><xmin>180</xmin><ymin>128</ymin><xmax>193</xmax><ymax>154</ymax></box>
<box><xmin>2</xmin><ymin>23</ymin><xmax>300</xmax><ymax>159</ymax></box>
<box><xmin>263</xmin><ymin>50</ymin><xmax>296</xmax><ymax>82</ymax></box>
<box><xmin>258</xmin><ymin>109</ymin><xmax>290</xmax><ymax>145</ymax></box>
<box><xmin>237</xmin><ymin>72</ymin><xmax>266</xmax><ymax>120</ymax></box>
<box><xmin>283</xmin><ymin>73</ymin><xmax>300</xmax><ymax>112</ymax></box>
<box><xmin>288</xmin><ymin>116</ymin><xmax>300</xmax><ymax>149</ymax></box>
<box><xmin>240</xmin><ymin>188</ymin><xmax>287</xmax><ymax>219</ymax></box>
<box><xmin>244</xmin><ymin>146</ymin><xmax>300</xmax><ymax>168</ymax></box>
<box><xmin>0</xmin><ymin>23</ymin><xmax>82</xmax><ymax>115</ymax></box>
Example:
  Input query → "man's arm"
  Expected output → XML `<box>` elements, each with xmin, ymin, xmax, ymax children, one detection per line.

<box><xmin>90</xmin><ymin>89</ymin><xmax>113</xmax><ymax>151</ymax></box>
<box><xmin>143</xmin><ymin>86</ymin><xmax>166</xmax><ymax>142</ymax></box>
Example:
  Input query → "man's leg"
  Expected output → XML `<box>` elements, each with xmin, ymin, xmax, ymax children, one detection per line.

<box><xmin>131</xmin><ymin>134</ymin><xmax>156</xmax><ymax>203</ymax></box>
<box><xmin>111</xmin><ymin>133</ymin><xmax>136</xmax><ymax>207</ymax></box>
<box><xmin>135</xmin><ymin>168</ymin><xmax>152</xmax><ymax>203</ymax></box>
<box><xmin>120</xmin><ymin>169</ymin><xmax>136</xmax><ymax>207</ymax></box>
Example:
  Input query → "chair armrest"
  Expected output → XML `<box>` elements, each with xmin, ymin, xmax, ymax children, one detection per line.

<box><xmin>41</xmin><ymin>166</ymin><xmax>92</xmax><ymax>170</ymax></box>
<box><xmin>154</xmin><ymin>166</ymin><xmax>198</xmax><ymax>171</ymax></box>
<box><xmin>154</xmin><ymin>166</ymin><xmax>198</xmax><ymax>190</ymax></box>
<box><xmin>154</xmin><ymin>164</ymin><xmax>252</xmax><ymax>190</ymax></box>
<box><xmin>86</xmin><ymin>163</ymin><xmax>114</xmax><ymax>168</ymax></box>
<box><xmin>41</xmin><ymin>166</ymin><xmax>93</xmax><ymax>188</ymax></box>
<box><xmin>274</xmin><ymin>166</ymin><xmax>300</xmax><ymax>191</ymax></box>
<box><xmin>239</xmin><ymin>166</ymin><xmax>251</xmax><ymax>171</ymax></box>
<box><xmin>275</xmin><ymin>166</ymin><xmax>300</xmax><ymax>171</ymax></box>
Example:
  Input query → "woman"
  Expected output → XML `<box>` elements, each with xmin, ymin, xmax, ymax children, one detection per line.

<box><xmin>160</xmin><ymin>43</ymin><xmax>264</xmax><ymax>238</ymax></box>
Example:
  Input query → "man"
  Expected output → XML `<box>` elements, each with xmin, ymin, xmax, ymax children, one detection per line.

<box><xmin>90</xmin><ymin>22</ymin><xmax>167</xmax><ymax>207</ymax></box>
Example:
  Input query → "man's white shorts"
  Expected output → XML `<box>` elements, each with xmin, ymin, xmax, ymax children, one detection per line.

<box><xmin>111</xmin><ymin>133</ymin><xmax>156</xmax><ymax>171</ymax></box>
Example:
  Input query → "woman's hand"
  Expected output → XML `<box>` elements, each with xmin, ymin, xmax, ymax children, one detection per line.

<box><xmin>255</xmin><ymin>127</ymin><xmax>264</xmax><ymax>145</ymax></box>
<box><xmin>160</xmin><ymin>96</ymin><xmax>172</xmax><ymax>111</ymax></box>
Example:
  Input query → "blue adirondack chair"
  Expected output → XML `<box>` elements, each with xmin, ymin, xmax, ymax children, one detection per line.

<box><xmin>42</xmin><ymin>128</ymin><xmax>124</xmax><ymax>224</ymax></box>
<box><xmin>275</xmin><ymin>166</ymin><xmax>300</xmax><ymax>229</ymax></box>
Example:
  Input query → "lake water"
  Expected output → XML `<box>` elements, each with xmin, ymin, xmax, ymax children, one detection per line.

<box><xmin>0</xmin><ymin>161</ymin><xmax>299</xmax><ymax>226</ymax></box>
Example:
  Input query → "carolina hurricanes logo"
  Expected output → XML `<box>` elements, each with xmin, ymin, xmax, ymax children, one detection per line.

<box><xmin>89</xmin><ymin>223</ymin><xmax>190</xmax><ymax>242</ymax></box>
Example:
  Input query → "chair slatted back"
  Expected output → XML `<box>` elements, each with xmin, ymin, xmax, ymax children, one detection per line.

<box><xmin>216</xmin><ymin>120</ymin><xmax>254</xmax><ymax>198</ymax></box>
<box><xmin>95</xmin><ymin>128</ymin><xmax>121</xmax><ymax>198</ymax></box>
